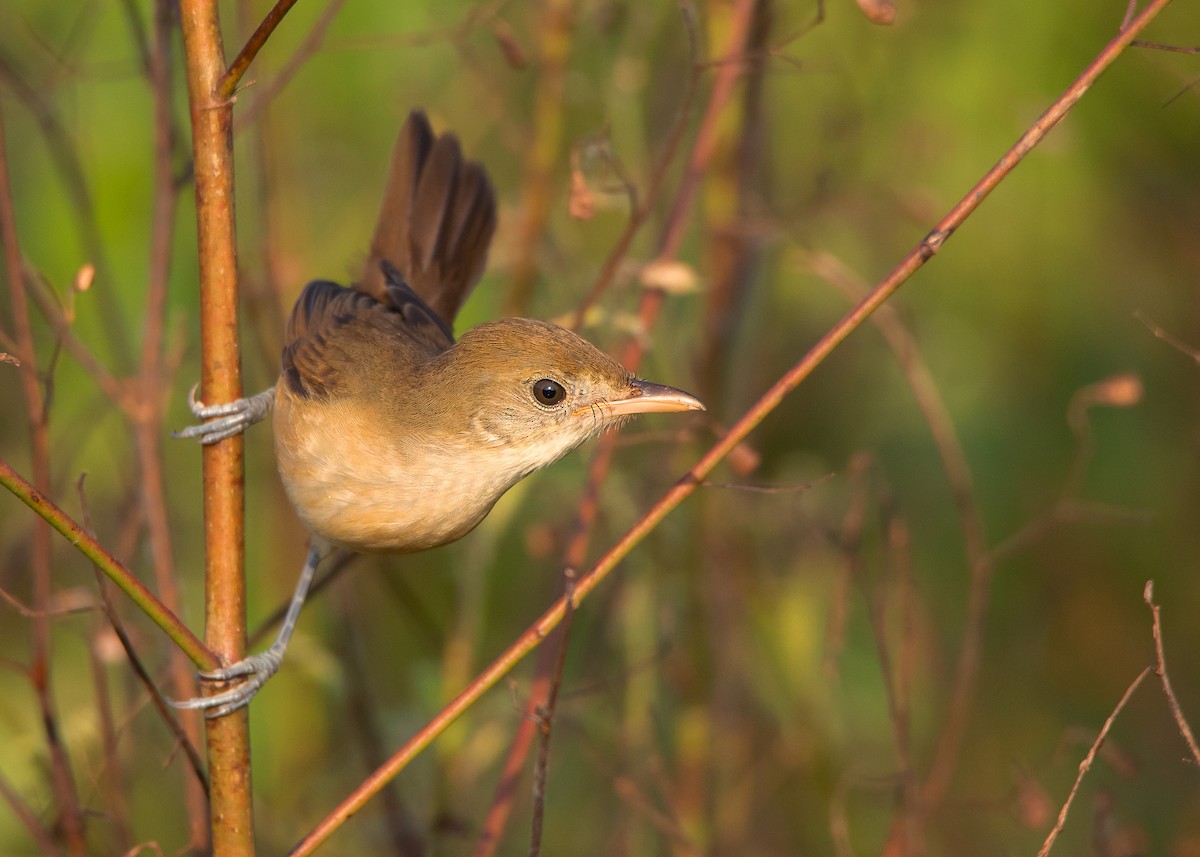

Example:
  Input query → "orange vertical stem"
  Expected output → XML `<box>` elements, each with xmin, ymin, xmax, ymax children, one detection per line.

<box><xmin>178</xmin><ymin>0</ymin><xmax>255</xmax><ymax>854</ymax></box>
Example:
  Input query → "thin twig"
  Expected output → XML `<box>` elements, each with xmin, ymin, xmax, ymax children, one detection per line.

<box><xmin>219</xmin><ymin>0</ymin><xmax>300</xmax><ymax>100</ymax></box>
<box><xmin>0</xmin><ymin>770</ymin><xmax>63</xmax><ymax>857</ymax></box>
<box><xmin>471</xmin><ymin>660</ymin><xmax>551</xmax><ymax>857</ymax></box>
<box><xmin>504</xmin><ymin>0</ymin><xmax>574</xmax><ymax>315</ymax></box>
<box><xmin>824</xmin><ymin>452</ymin><xmax>873</xmax><ymax>680</ymax></box>
<box><xmin>247</xmin><ymin>549</ymin><xmax>354</xmax><ymax>647</ymax></box>
<box><xmin>1120</xmin><ymin>0</ymin><xmax>1139</xmax><ymax>29</ymax></box>
<box><xmin>810</xmin><ymin>250</ymin><xmax>993</xmax><ymax>813</ymax></box>
<box><xmin>611</xmin><ymin>774</ymin><xmax>700</xmax><ymax>853</ymax></box>
<box><xmin>699</xmin><ymin>477</ymin><xmax>827</xmax><ymax>493</ymax></box>
<box><xmin>528</xmin><ymin>578</ymin><xmax>576</xmax><ymax>857</ymax></box>
<box><xmin>75</xmin><ymin>475</ymin><xmax>210</xmax><ymax>798</ymax></box>
<box><xmin>24</xmin><ymin>271</ymin><xmax>126</xmax><ymax>404</ymax></box>
<box><xmin>1143</xmin><ymin>581</ymin><xmax>1200</xmax><ymax>764</ymax></box>
<box><xmin>696</xmin><ymin>0</ymin><xmax>771</xmax><ymax>409</ymax></box>
<box><xmin>989</xmin><ymin>500</ymin><xmax>1151</xmax><ymax>567</ymax></box>
<box><xmin>234</xmin><ymin>0</ymin><xmax>348</xmax><ymax>133</ymax></box>
<box><xmin>85</xmin><ymin>544</ymin><xmax>134</xmax><ymax>855</ymax></box>
<box><xmin>141</xmin><ymin>0</ymin><xmax>209</xmax><ymax>843</ymax></box>
<box><xmin>89</xmin><ymin>590</ymin><xmax>212</xmax><ymax>794</ymax></box>
<box><xmin>288</xmin><ymin>2</ymin><xmax>1173</xmax><ymax>851</ymax></box>
<box><xmin>1131</xmin><ymin>39</ymin><xmax>1199</xmax><ymax>53</ymax></box>
<box><xmin>473</xmin><ymin>5</ymin><xmax>751</xmax><ymax>851</ymax></box>
<box><xmin>0</xmin><ymin>98</ymin><xmax>87</xmax><ymax>856</ymax></box>
<box><xmin>340</xmin><ymin>604</ymin><xmax>424</xmax><ymax>856</ymax></box>
<box><xmin>570</xmin><ymin>0</ymin><xmax>706</xmax><ymax>328</ymax></box>
<box><xmin>0</xmin><ymin>55</ymin><xmax>132</xmax><ymax>369</ymax></box>
<box><xmin>0</xmin><ymin>456</ymin><xmax>215</xmax><ymax>668</ymax></box>
<box><xmin>1035</xmin><ymin>668</ymin><xmax>1151</xmax><ymax>857</ymax></box>
<box><xmin>875</xmin><ymin>513</ymin><xmax>921</xmax><ymax>857</ymax></box>
<box><xmin>237</xmin><ymin>0</ymin><xmax>289</xmax><ymax>372</ymax></box>
<box><xmin>1135</xmin><ymin>309</ymin><xmax>1200</xmax><ymax>364</ymax></box>
<box><xmin>0</xmin><ymin>584</ymin><xmax>94</xmax><ymax>618</ymax></box>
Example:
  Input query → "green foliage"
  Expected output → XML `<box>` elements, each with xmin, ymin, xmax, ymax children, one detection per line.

<box><xmin>1</xmin><ymin>0</ymin><xmax>1197</xmax><ymax>855</ymax></box>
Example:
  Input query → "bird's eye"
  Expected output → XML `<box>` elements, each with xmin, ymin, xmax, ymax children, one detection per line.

<box><xmin>532</xmin><ymin>378</ymin><xmax>567</xmax><ymax>407</ymax></box>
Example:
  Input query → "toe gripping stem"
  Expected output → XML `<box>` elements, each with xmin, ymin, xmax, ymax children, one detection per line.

<box><xmin>173</xmin><ymin>385</ymin><xmax>275</xmax><ymax>444</ymax></box>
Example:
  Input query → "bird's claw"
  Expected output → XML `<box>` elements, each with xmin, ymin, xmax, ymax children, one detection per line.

<box><xmin>170</xmin><ymin>647</ymin><xmax>284</xmax><ymax>718</ymax></box>
<box><xmin>172</xmin><ymin>384</ymin><xmax>274</xmax><ymax>444</ymax></box>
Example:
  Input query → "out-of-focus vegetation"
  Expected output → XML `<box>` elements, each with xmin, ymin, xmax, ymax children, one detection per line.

<box><xmin>1</xmin><ymin>1</ymin><xmax>1198</xmax><ymax>855</ymax></box>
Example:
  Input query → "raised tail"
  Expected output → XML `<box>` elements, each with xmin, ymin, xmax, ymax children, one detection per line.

<box><xmin>359</xmin><ymin>110</ymin><xmax>497</xmax><ymax>327</ymax></box>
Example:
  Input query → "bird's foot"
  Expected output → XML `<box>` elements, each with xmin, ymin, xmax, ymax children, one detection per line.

<box><xmin>173</xmin><ymin>385</ymin><xmax>275</xmax><ymax>444</ymax></box>
<box><xmin>170</xmin><ymin>646</ymin><xmax>284</xmax><ymax>718</ymax></box>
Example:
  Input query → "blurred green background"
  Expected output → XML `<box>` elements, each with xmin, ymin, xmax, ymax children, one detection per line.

<box><xmin>1</xmin><ymin>0</ymin><xmax>1198</xmax><ymax>855</ymax></box>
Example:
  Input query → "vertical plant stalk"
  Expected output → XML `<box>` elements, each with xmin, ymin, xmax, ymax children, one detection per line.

<box><xmin>472</xmin><ymin>3</ymin><xmax>756</xmax><ymax>853</ymax></box>
<box><xmin>813</xmin><ymin>250</ymin><xmax>992</xmax><ymax>836</ymax></box>
<box><xmin>139</xmin><ymin>0</ymin><xmax>210</xmax><ymax>844</ymax></box>
<box><xmin>504</xmin><ymin>0</ymin><xmax>573</xmax><ymax>316</ymax></box>
<box><xmin>178</xmin><ymin>1</ymin><xmax>254</xmax><ymax>854</ymax></box>
<box><xmin>685</xmin><ymin>6</ymin><xmax>773</xmax><ymax>847</ymax></box>
<box><xmin>0</xmin><ymin>57</ymin><xmax>133</xmax><ymax>370</ymax></box>
<box><xmin>527</xmin><ymin>583</ymin><xmax>575</xmax><ymax>857</ymax></box>
<box><xmin>0</xmin><ymin>96</ymin><xmax>87</xmax><ymax>857</ymax></box>
<box><xmin>569</xmin><ymin>0</ymin><xmax>703</xmax><ymax>330</ymax></box>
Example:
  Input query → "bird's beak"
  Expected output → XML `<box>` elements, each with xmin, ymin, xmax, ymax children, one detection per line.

<box><xmin>585</xmin><ymin>379</ymin><xmax>706</xmax><ymax>418</ymax></box>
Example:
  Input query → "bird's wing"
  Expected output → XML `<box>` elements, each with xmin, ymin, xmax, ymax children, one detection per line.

<box><xmin>360</xmin><ymin>110</ymin><xmax>497</xmax><ymax>327</ymax></box>
<box><xmin>281</xmin><ymin>278</ymin><xmax>453</xmax><ymax>400</ymax></box>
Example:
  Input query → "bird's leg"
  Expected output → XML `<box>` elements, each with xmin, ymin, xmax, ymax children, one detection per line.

<box><xmin>172</xmin><ymin>543</ymin><xmax>324</xmax><ymax>718</ymax></box>
<box><xmin>173</xmin><ymin>384</ymin><xmax>275</xmax><ymax>444</ymax></box>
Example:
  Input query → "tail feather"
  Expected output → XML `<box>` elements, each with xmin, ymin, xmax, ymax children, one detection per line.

<box><xmin>360</xmin><ymin>110</ymin><xmax>496</xmax><ymax>327</ymax></box>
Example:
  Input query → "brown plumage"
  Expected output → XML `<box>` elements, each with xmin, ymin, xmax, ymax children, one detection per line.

<box><xmin>176</xmin><ymin>109</ymin><xmax>703</xmax><ymax>716</ymax></box>
<box><xmin>359</xmin><ymin>110</ymin><xmax>496</xmax><ymax>322</ymax></box>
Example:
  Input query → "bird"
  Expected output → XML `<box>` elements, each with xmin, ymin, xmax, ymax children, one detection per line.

<box><xmin>173</xmin><ymin>110</ymin><xmax>704</xmax><ymax>717</ymax></box>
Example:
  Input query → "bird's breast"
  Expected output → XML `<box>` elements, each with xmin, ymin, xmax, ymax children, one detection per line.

<box><xmin>272</xmin><ymin>388</ymin><xmax>542</xmax><ymax>554</ymax></box>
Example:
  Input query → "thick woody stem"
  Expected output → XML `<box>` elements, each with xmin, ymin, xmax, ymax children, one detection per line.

<box><xmin>178</xmin><ymin>1</ymin><xmax>254</xmax><ymax>853</ymax></box>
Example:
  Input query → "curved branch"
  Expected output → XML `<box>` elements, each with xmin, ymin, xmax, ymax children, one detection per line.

<box><xmin>0</xmin><ymin>456</ymin><xmax>216</xmax><ymax>669</ymax></box>
<box><xmin>288</xmin><ymin>0</ymin><xmax>1174</xmax><ymax>850</ymax></box>
<box><xmin>219</xmin><ymin>0</ymin><xmax>300</xmax><ymax>100</ymax></box>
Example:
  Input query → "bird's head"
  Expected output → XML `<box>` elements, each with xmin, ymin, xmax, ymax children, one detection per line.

<box><xmin>427</xmin><ymin>318</ymin><xmax>704</xmax><ymax>477</ymax></box>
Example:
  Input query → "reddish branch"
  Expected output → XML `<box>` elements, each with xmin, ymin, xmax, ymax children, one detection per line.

<box><xmin>1036</xmin><ymin>668</ymin><xmax>1151</xmax><ymax>857</ymax></box>
<box><xmin>234</xmin><ymin>0</ymin><xmax>349</xmax><ymax>134</ymax></box>
<box><xmin>504</xmin><ymin>0</ymin><xmax>573</xmax><ymax>315</ymax></box>
<box><xmin>1145</xmin><ymin>582</ymin><xmax>1200</xmax><ymax>764</ymax></box>
<box><xmin>0</xmin><ymin>456</ymin><xmax>215</xmax><ymax>667</ymax></box>
<box><xmin>219</xmin><ymin>0</ymin><xmax>300</xmax><ymax>101</ymax></box>
<box><xmin>295</xmin><ymin>0</ymin><xmax>1176</xmax><ymax>849</ymax></box>
<box><xmin>178</xmin><ymin>0</ymin><xmax>254</xmax><ymax>853</ymax></box>
<box><xmin>812</xmin><ymin>250</ymin><xmax>993</xmax><ymax>823</ymax></box>
<box><xmin>0</xmin><ymin>99</ymin><xmax>87</xmax><ymax>856</ymax></box>
<box><xmin>474</xmin><ymin>3</ymin><xmax>758</xmax><ymax>853</ymax></box>
<box><xmin>140</xmin><ymin>0</ymin><xmax>210</xmax><ymax>843</ymax></box>
<box><xmin>1038</xmin><ymin>582</ymin><xmax>1198</xmax><ymax>857</ymax></box>
<box><xmin>287</xmin><ymin>1</ymin><xmax>1174</xmax><ymax>852</ymax></box>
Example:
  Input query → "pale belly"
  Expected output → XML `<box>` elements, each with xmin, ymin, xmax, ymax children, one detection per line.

<box><xmin>272</xmin><ymin>391</ymin><xmax>539</xmax><ymax>554</ymax></box>
<box><xmin>280</xmin><ymin>469</ymin><xmax>496</xmax><ymax>554</ymax></box>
